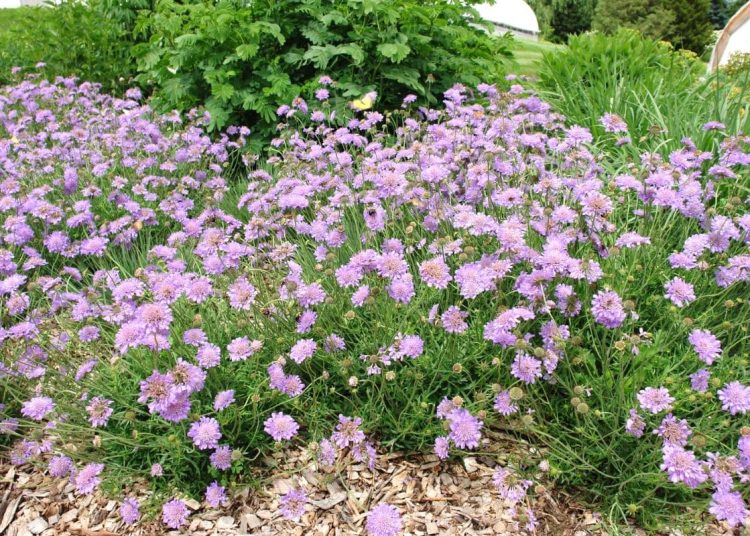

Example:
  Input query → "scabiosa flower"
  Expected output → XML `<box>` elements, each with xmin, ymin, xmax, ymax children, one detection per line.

<box><xmin>290</xmin><ymin>338</ymin><xmax>317</xmax><ymax>364</ymax></box>
<box><xmin>162</xmin><ymin>498</ymin><xmax>189</xmax><ymax>529</ymax></box>
<box><xmin>318</xmin><ymin>438</ymin><xmax>337</xmax><ymax>467</ymax></box>
<box><xmin>264</xmin><ymin>412</ymin><xmax>300</xmax><ymax>441</ymax></box>
<box><xmin>510</xmin><ymin>353</ymin><xmax>542</xmax><ymax>384</ymax></box>
<box><xmin>718</xmin><ymin>381</ymin><xmax>750</xmax><ymax>415</ymax></box>
<box><xmin>637</xmin><ymin>387</ymin><xmax>674</xmax><ymax>414</ymax></box>
<box><xmin>151</xmin><ymin>463</ymin><xmax>164</xmax><ymax>477</ymax></box>
<box><xmin>690</xmin><ymin>369</ymin><xmax>710</xmax><ymax>392</ymax></box>
<box><xmin>688</xmin><ymin>329</ymin><xmax>722</xmax><ymax>365</ymax></box>
<box><xmin>600</xmin><ymin>112</ymin><xmax>628</xmax><ymax>133</ymax></box>
<box><xmin>447</xmin><ymin>408</ymin><xmax>483</xmax><ymax>450</ymax></box>
<box><xmin>227</xmin><ymin>276</ymin><xmax>257</xmax><ymax>310</ymax></box>
<box><xmin>205</xmin><ymin>481</ymin><xmax>228</xmax><ymax>508</ymax></box>
<box><xmin>332</xmin><ymin>415</ymin><xmax>366</xmax><ymax>448</ymax></box>
<box><xmin>21</xmin><ymin>396</ymin><xmax>54</xmax><ymax>420</ymax></box>
<box><xmin>418</xmin><ymin>257</ymin><xmax>451</xmax><ymax>289</ymax></box>
<box><xmin>120</xmin><ymin>498</ymin><xmax>140</xmax><ymax>525</ymax></box>
<box><xmin>352</xmin><ymin>285</ymin><xmax>371</xmax><ymax>306</ymax></box>
<box><xmin>441</xmin><ymin>306</ymin><xmax>468</xmax><ymax>334</ymax></box>
<box><xmin>279</xmin><ymin>488</ymin><xmax>308</xmax><ymax>520</ymax></box>
<box><xmin>493</xmin><ymin>467</ymin><xmax>531</xmax><ymax>505</ymax></box>
<box><xmin>664</xmin><ymin>277</ymin><xmax>695</xmax><ymax>307</ymax></box>
<box><xmin>210</xmin><ymin>446</ymin><xmax>233</xmax><ymax>470</ymax></box>
<box><xmin>213</xmin><ymin>390</ymin><xmax>235</xmax><ymax>411</ymax></box>
<box><xmin>434</xmin><ymin>436</ymin><xmax>450</xmax><ymax>460</ymax></box>
<box><xmin>188</xmin><ymin>416</ymin><xmax>222</xmax><ymax>450</ymax></box>
<box><xmin>48</xmin><ymin>455</ymin><xmax>74</xmax><ymax>477</ymax></box>
<box><xmin>366</xmin><ymin>504</ymin><xmax>402</xmax><ymax>536</ymax></box>
<box><xmin>86</xmin><ymin>396</ymin><xmax>113</xmax><ymax>427</ymax></box>
<box><xmin>493</xmin><ymin>390</ymin><xmax>519</xmax><ymax>416</ymax></box>
<box><xmin>660</xmin><ymin>444</ymin><xmax>708</xmax><ymax>488</ymax></box>
<box><xmin>654</xmin><ymin>414</ymin><xmax>691</xmax><ymax>446</ymax></box>
<box><xmin>625</xmin><ymin>409</ymin><xmax>646</xmax><ymax>438</ymax></box>
<box><xmin>709</xmin><ymin>490</ymin><xmax>749</xmax><ymax>527</ymax></box>
<box><xmin>591</xmin><ymin>290</ymin><xmax>626</xmax><ymax>329</ymax></box>
<box><xmin>74</xmin><ymin>463</ymin><xmax>104</xmax><ymax>494</ymax></box>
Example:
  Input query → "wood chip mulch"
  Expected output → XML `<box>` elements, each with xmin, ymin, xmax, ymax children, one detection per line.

<box><xmin>0</xmin><ymin>442</ymin><xmax>710</xmax><ymax>536</ymax></box>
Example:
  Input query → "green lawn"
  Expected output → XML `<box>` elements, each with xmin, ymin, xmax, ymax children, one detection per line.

<box><xmin>512</xmin><ymin>36</ymin><xmax>562</xmax><ymax>77</ymax></box>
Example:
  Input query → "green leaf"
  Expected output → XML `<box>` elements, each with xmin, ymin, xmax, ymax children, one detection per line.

<box><xmin>212</xmin><ymin>83</ymin><xmax>235</xmax><ymax>102</ymax></box>
<box><xmin>235</xmin><ymin>43</ymin><xmax>259</xmax><ymax>60</ymax></box>
<box><xmin>382</xmin><ymin>66</ymin><xmax>425</xmax><ymax>93</ymax></box>
<box><xmin>376</xmin><ymin>42</ymin><xmax>411</xmax><ymax>63</ymax></box>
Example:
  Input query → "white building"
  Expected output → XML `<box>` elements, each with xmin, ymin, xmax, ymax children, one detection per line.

<box><xmin>710</xmin><ymin>1</ymin><xmax>750</xmax><ymax>70</ymax></box>
<box><xmin>0</xmin><ymin>0</ymin><xmax>47</xmax><ymax>7</ymax></box>
<box><xmin>474</xmin><ymin>0</ymin><xmax>541</xmax><ymax>41</ymax></box>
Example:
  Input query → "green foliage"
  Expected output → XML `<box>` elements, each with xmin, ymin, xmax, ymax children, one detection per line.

<box><xmin>710</xmin><ymin>0</ymin><xmax>729</xmax><ymax>29</ymax></box>
<box><xmin>593</xmin><ymin>0</ymin><xmax>714</xmax><ymax>54</ymax></box>
<box><xmin>0</xmin><ymin>2</ymin><xmax>135</xmax><ymax>92</ymax></box>
<box><xmin>131</xmin><ymin>0</ymin><xmax>513</xmax><ymax>136</ymax></box>
<box><xmin>547</xmin><ymin>0</ymin><xmax>596</xmax><ymax>44</ymax></box>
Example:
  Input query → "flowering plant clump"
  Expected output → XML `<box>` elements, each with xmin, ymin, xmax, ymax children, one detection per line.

<box><xmin>1</xmin><ymin>70</ymin><xmax>750</xmax><ymax>531</ymax></box>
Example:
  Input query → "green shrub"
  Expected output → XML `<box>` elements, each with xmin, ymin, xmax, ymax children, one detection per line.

<box><xmin>131</xmin><ymin>0</ymin><xmax>513</xmax><ymax>137</ymax></box>
<box><xmin>0</xmin><ymin>1</ymin><xmax>135</xmax><ymax>92</ymax></box>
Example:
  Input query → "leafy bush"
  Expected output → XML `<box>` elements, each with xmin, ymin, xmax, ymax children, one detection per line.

<box><xmin>0</xmin><ymin>1</ymin><xmax>136</xmax><ymax>92</ymax></box>
<box><xmin>131</xmin><ymin>0</ymin><xmax>513</xmax><ymax>136</ymax></box>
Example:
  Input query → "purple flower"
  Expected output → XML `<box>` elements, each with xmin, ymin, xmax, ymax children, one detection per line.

<box><xmin>279</xmin><ymin>488</ymin><xmax>308</xmax><ymax>520</ymax></box>
<box><xmin>21</xmin><ymin>396</ymin><xmax>54</xmax><ymax>420</ymax></box>
<box><xmin>664</xmin><ymin>277</ymin><xmax>695</xmax><ymax>307</ymax></box>
<box><xmin>654</xmin><ymin>414</ymin><xmax>691</xmax><ymax>446</ymax></box>
<box><xmin>493</xmin><ymin>466</ymin><xmax>530</xmax><ymax>505</ymax></box>
<box><xmin>441</xmin><ymin>306</ymin><xmax>468</xmax><ymax>334</ymax></box>
<box><xmin>162</xmin><ymin>498</ymin><xmax>189</xmax><ymax>529</ymax></box>
<box><xmin>188</xmin><ymin>416</ymin><xmax>222</xmax><ymax>450</ymax></box>
<box><xmin>625</xmin><ymin>409</ymin><xmax>645</xmax><ymax>438</ymax></box>
<box><xmin>48</xmin><ymin>455</ymin><xmax>74</xmax><ymax>478</ymax></box>
<box><xmin>600</xmin><ymin>112</ymin><xmax>628</xmax><ymax>133</ymax></box>
<box><xmin>210</xmin><ymin>446</ymin><xmax>233</xmax><ymax>471</ymax></box>
<box><xmin>709</xmin><ymin>490</ymin><xmax>749</xmax><ymax>527</ymax></box>
<box><xmin>419</xmin><ymin>257</ymin><xmax>451</xmax><ymax>289</ymax></box>
<box><xmin>74</xmin><ymin>463</ymin><xmax>104</xmax><ymax>495</ymax></box>
<box><xmin>263</xmin><ymin>412</ymin><xmax>300</xmax><ymax>441</ymax></box>
<box><xmin>718</xmin><ymin>381</ymin><xmax>750</xmax><ymax>415</ymax></box>
<box><xmin>447</xmin><ymin>408</ymin><xmax>483</xmax><ymax>450</ymax></box>
<box><xmin>637</xmin><ymin>387</ymin><xmax>674</xmax><ymax>414</ymax></box>
<box><xmin>120</xmin><ymin>498</ymin><xmax>140</xmax><ymax>525</ymax></box>
<box><xmin>510</xmin><ymin>353</ymin><xmax>542</xmax><ymax>384</ymax></box>
<box><xmin>434</xmin><ymin>436</ymin><xmax>449</xmax><ymax>460</ymax></box>
<box><xmin>688</xmin><ymin>329</ymin><xmax>722</xmax><ymax>365</ymax></box>
<box><xmin>494</xmin><ymin>390</ymin><xmax>519</xmax><ymax>416</ymax></box>
<box><xmin>213</xmin><ymin>390</ymin><xmax>235</xmax><ymax>411</ymax></box>
<box><xmin>591</xmin><ymin>290</ymin><xmax>626</xmax><ymax>329</ymax></box>
<box><xmin>86</xmin><ymin>396</ymin><xmax>113</xmax><ymax>428</ymax></box>
<box><xmin>690</xmin><ymin>369</ymin><xmax>710</xmax><ymax>392</ymax></box>
<box><xmin>366</xmin><ymin>504</ymin><xmax>402</xmax><ymax>536</ymax></box>
<box><xmin>332</xmin><ymin>415</ymin><xmax>366</xmax><ymax>448</ymax></box>
<box><xmin>660</xmin><ymin>445</ymin><xmax>707</xmax><ymax>488</ymax></box>
<box><xmin>150</xmin><ymin>463</ymin><xmax>164</xmax><ymax>477</ymax></box>
<box><xmin>290</xmin><ymin>339</ymin><xmax>317</xmax><ymax>364</ymax></box>
<box><xmin>205</xmin><ymin>481</ymin><xmax>228</xmax><ymax>508</ymax></box>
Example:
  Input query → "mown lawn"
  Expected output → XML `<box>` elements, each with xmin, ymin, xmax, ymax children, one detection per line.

<box><xmin>512</xmin><ymin>36</ymin><xmax>562</xmax><ymax>77</ymax></box>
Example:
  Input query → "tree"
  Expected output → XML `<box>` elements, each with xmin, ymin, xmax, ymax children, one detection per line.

<box><xmin>710</xmin><ymin>0</ymin><xmax>728</xmax><ymax>29</ymax></box>
<box><xmin>593</xmin><ymin>0</ymin><xmax>675</xmax><ymax>41</ymax></box>
<box><xmin>548</xmin><ymin>0</ymin><xmax>597</xmax><ymax>43</ymax></box>
<box><xmin>593</xmin><ymin>0</ymin><xmax>714</xmax><ymax>54</ymax></box>
<box><xmin>666</xmin><ymin>0</ymin><xmax>714</xmax><ymax>54</ymax></box>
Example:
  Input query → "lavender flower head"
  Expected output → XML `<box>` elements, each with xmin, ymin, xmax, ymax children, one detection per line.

<box><xmin>162</xmin><ymin>498</ymin><xmax>189</xmax><ymax>529</ymax></box>
<box><xmin>279</xmin><ymin>488</ymin><xmax>308</xmax><ymax>520</ymax></box>
<box><xmin>366</xmin><ymin>504</ymin><xmax>403</xmax><ymax>536</ymax></box>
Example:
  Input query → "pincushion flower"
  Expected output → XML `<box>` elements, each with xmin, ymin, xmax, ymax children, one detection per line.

<box><xmin>188</xmin><ymin>416</ymin><xmax>222</xmax><ymax>450</ymax></box>
<box><xmin>162</xmin><ymin>498</ymin><xmax>189</xmax><ymax>529</ymax></box>
<box><xmin>74</xmin><ymin>463</ymin><xmax>104</xmax><ymax>495</ymax></box>
<box><xmin>366</xmin><ymin>504</ymin><xmax>402</xmax><ymax>536</ymax></box>
<box><xmin>120</xmin><ymin>498</ymin><xmax>140</xmax><ymax>525</ymax></box>
<box><xmin>663</xmin><ymin>277</ymin><xmax>695</xmax><ymax>307</ymax></box>
<box><xmin>279</xmin><ymin>488</ymin><xmax>308</xmax><ymax>520</ymax></box>
<box><xmin>637</xmin><ymin>387</ymin><xmax>674</xmax><ymax>414</ymax></box>
<box><xmin>591</xmin><ymin>290</ymin><xmax>626</xmax><ymax>328</ymax></box>
<box><xmin>718</xmin><ymin>382</ymin><xmax>750</xmax><ymax>415</ymax></box>
<box><xmin>264</xmin><ymin>412</ymin><xmax>300</xmax><ymax>441</ymax></box>
<box><xmin>21</xmin><ymin>396</ymin><xmax>54</xmax><ymax>421</ymax></box>
<box><xmin>688</xmin><ymin>329</ymin><xmax>722</xmax><ymax>365</ymax></box>
<box><xmin>447</xmin><ymin>408</ymin><xmax>483</xmax><ymax>450</ymax></box>
<box><xmin>86</xmin><ymin>396</ymin><xmax>113</xmax><ymax>428</ymax></box>
<box><xmin>205</xmin><ymin>481</ymin><xmax>228</xmax><ymax>508</ymax></box>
